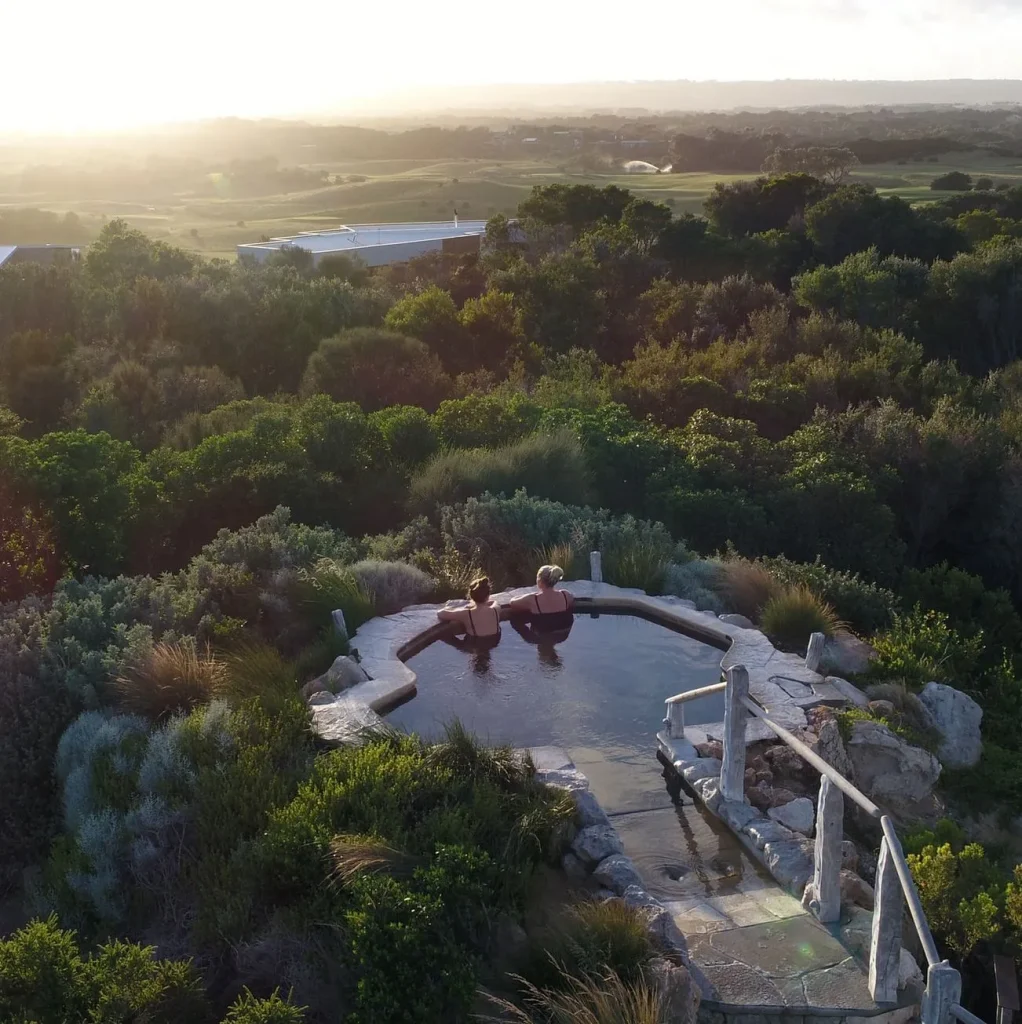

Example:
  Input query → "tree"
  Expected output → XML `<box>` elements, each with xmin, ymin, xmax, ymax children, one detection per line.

<box><xmin>85</xmin><ymin>219</ymin><xmax>197</xmax><ymax>286</ymax></box>
<box><xmin>763</xmin><ymin>147</ymin><xmax>860</xmax><ymax>185</ymax></box>
<box><xmin>0</xmin><ymin>479</ymin><xmax>61</xmax><ymax>599</ymax></box>
<box><xmin>0</xmin><ymin>331</ymin><xmax>78</xmax><ymax>435</ymax></box>
<box><xmin>384</xmin><ymin>286</ymin><xmax>467</xmax><ymax>372</ymax></box>
<box><xmin>930</xmin><ymin>171</ymin><xmax>974</xmax><ymax>192</ymax></box>
<box><xmin>517</xmin><ymin>183</ymin><xmax>632</xmax><ymax>232</ymax></box>
<box><xmin>705</xmin><ymin>174</ymin><xmax>830</xmax><ymax>238</ymax></box>
<box><xmin>975</xmin><ymin>176</ymin><xmax>995</xmax><ymax>192</ymax></box>
<box><xmin>301</xmin><ymin>328</ymin><xmax>452</xmax><ymax>411</ymax></box>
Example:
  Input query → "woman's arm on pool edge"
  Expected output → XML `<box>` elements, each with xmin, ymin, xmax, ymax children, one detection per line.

<box><xmin>436</xmin><ymin>608</ymin><xmax>464</xmax><ymax>623</ymax></box>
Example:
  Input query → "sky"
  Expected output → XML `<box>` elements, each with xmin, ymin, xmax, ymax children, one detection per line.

<box><xmin>5</xmin><ymin>0</ymin><xmax>1022</xmax><ymax>133</ymax></box>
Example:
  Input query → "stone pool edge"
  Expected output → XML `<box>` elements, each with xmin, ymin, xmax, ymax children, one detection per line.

<box><xmin>309</xmin><ymin>579</ymin><xmax>833</xmax><ymax>746</ymax></box>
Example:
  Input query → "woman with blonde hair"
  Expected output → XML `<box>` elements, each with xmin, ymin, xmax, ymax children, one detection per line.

<box><xmin>508</xmin><ymin>564</ymin><xmax>574</xmax><ymax>635</ymax></box>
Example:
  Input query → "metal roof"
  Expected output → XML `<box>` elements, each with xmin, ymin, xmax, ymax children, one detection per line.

<box><xmin>240</xmin><ymin>220</ymin><xmax>488</xmax><ymax>255</ymax></box>
<box><xmin>0</xmin><ymin>246</ymin><xmax>17</xmax><ymax>267</ymax></box>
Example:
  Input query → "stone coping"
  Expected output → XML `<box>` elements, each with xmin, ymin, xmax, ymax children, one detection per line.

<box><xmin>310</xmin><ymin>579</ymin><xmax>831</xmax><ymax>746</ymax></box>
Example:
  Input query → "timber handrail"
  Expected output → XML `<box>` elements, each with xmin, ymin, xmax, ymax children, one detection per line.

<box><xmin>661</xmin><ymin>649</ymin><xmax>984</xmax><ymax>1024</ymax></box>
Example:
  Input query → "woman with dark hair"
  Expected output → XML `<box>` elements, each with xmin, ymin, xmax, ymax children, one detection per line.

<box><xmin>436</xmin><ymin>576</ymin><xmax>501</xmax><ymax>642</ymax></box>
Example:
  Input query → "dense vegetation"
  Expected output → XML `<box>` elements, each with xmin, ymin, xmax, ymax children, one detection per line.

<box><xmin>6</xmin><ymin>168</ymin><xmax>1022</xmax><ymax>1017</ymax></box>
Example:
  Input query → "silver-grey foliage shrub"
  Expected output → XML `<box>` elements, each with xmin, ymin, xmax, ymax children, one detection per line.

<box><xmin>348</xmin><ymin>560</ymin><xmax>436</xmax><ymax>615</ymax></box>
<box><xmin>663</xmin><ymin>560</ymin><xmax>726</xmax><ymax>613</ymax></box>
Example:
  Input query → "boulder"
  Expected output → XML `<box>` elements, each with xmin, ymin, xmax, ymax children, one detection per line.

<box><xmin>622</xmin><ymin>886</ymin><xmax>688</xmax><ymax>953</ymax></box>
<box><xmin>767</xmin><ymin>797</ymin><xmax>815</xmax><ymax>836</ymax></box>
<box><xmin>900</xmin><ymin>948</ymin><xmax>924</xmax><ymax>991</ymax></box>
<box><xmin>868</xmin><ymin>699</ymin><xmax>897</xmax><ymax>718</ymax></box>
<box><xmin>693</xmin><ymin>777</ymin><xmax>722</xmax><ymax>813</ymax></box>
<box><xmin>918</xmin><ymin>682</ymin><xmax>983</xmax><ymax>768</ymax></box>
<box><xmin>840</xmin><ymin>869</ymin><xmax>875</xmax><ymax>910</ymax></box>
<box><xmin>826</xmin><ymin>676</ymin><xmax>869</xmax><ymax>708</ymax></box>
<box><xmin>720</xmin><ymin>799</ymin><xmax>759</xmax><ymax>831</ymax></box>
<box><xmin>592</xmin><ymin>854</ymin><xmax>644</xmax><ymax>894</ymax></box>
<box><xmin>305</xmin><ymin>655</ymin><xmax>369</xmax><ymax>699</ymax></box>
<box><xmin>845</xmin><ymin>720</ymin><xmax>941</xmax><ymax>817</ymax></box>
<box><xmin>744</xmin><ymin>816</ymin><xmax>797</xmax><ymax>849</ymax></box>
<box><xmin>763</xmin><ymin>838</ymin><xmax>813</xmax><ymax>893</ymax></box>
<box><xmin>821</xmin><ymin>633</ymin><xmax>876</xmax><ymax>676</ymax></box>
<box><xmin>806</xmin><ymin>717</ymin><xmax>853</xmax><ymax>779</ymax></box>
<box><xmin>648</xmin><ymin>957</ymin><xmax>699</xmax><ymax>1024</ymax></box>
<box><xmin>573</xmin><ymin>788</ymin><xmax>612</xmax><ymax>828</ymax></box>
<box><xmin>572</xmin><ymin>825</ymin><xmax>623</xmax><ymax>868</ymax></box>
<box><xmin>841</xmin><ymin>840</ymin><xmax>858</xmax><ymax>872</ymax></box>
<box><xmin>682</xmin><ymin>758</ymin><xmax>722</xmax><ymax>784</ymax></box>
<box><xmin>720</xmin><ymin>613</ymin><xmax>755</xmax><ymax>629</ymax></box>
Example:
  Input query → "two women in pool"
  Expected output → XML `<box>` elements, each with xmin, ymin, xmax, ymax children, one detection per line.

<box><xmin>436</xmin><ymin>564</ymin><xmax>575</xmax><ymax>645</ymax></box>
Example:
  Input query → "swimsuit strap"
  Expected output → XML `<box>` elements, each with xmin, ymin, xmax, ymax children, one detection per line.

<box><xmin>533</xmin><ymin>593</ymin><xmax>542</xmax><ymax>614</ymax></box>
<box><xmin>562</xmin><ymin>589</ymin><xmax>569</xmax><ymax>610</ymax></box>
<box><xmin>467</xmin><ymin>606</ymin><xmax>475</xmax><ymax>632</ymax></box>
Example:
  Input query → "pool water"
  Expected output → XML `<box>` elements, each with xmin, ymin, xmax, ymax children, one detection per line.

<box><xmin>388</xmin><ymin>611</ymin><xmax>774</xmax><ymax>900</ymax></box>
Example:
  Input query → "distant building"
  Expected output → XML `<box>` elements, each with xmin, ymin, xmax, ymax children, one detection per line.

<box><xmin>0</xmin><ymin>244</ymin><xmax>81</xmax><ymax>269</ymax></box>
<box><xmin>237</xmin><ymin>220</ymin><xmax>488</xmax><ymax>268</ymax></box>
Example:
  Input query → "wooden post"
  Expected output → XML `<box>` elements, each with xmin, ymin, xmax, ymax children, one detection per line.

<box><xmin>805</xmin><ymin>631</ymin><xmax>825</xmax><ymax>672</ymax></box>
<box><xmin>869</xmin><ymin>836</ymin><xmax>905</xmax><ymax>1004</ymax></box>
<box><xmin>590</xmin><ymin>550</ymin><xmax>602</xmax><ymax>584</ymax></box>
<box><xmin>720</xmin><ymin>665</ymin><xmax>749</xmax><ymax>802</ymax></box>
<box><xmin>813</xmin><ymin>775</ymin><xmax>843</xmax><ymax>923</ymax></box>
<box><xmin>664</xmin><ymin>701</ymin><xmax>685</xmax><ymax>738</ymax></box>
<box><xmin>921</xmin><ymin>961</ymin><xmax>962</xmax><ymax>1024</ymax></box>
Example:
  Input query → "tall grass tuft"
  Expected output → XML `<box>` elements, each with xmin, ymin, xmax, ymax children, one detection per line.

<box><xmin>484</xmin><ymin>967</ymin><xmax>668</xmax><ymax>1024</ymax></box>
<box><xmin>297</xmin><ymin>558</ymin><xmax>377</xmax><ymax>634</ymax></box>
<box><xmin>425</xmin><ymin>720</ymin><xmax>533</xmax><ymax>792</ymax></box>
<box><xmin>519</xmin><ymin>900</ymin><xmax>656</xmax><ymax>992</ymax></box>
<box><xmin>533</xmin><ymin>543</ymin><xmax>578</xmax><ymax>582</ymax></box>
<box><xmin>602</xmin><ymin>542</ymin><xmax>672</xmax><ymax>594</ymax></box>
<box><xmin>415</xmin><ymin>548</ymin><xmax>484</xmax><ymax>600</ymax></box>
<box><xmin>330</xmin><ymin>834</ymin><xmax>422</xmax><ymax>886</ymax></box>
<box><xmin>408</xmin><ymin>428</ymin><xmax>592</xmax><ymax>515</ymax></box>
<box><xmin>759</xmin><ymin>586</ymin><xmax>846</xmax><ymax>648</ymax></box>
<box><xmin>219</xmin><ymin>642</ymin><xmax>301</xmax><ymax>711</ymax></box>
<box><xmin>115</xmin><ymin>641</ymin><xmax>226</xmax><ymax>720</ymax></box>
<box><xmin>716</xmin><ymin>559</ymin><xmax>780</xmax><ymax>621</ymax></box>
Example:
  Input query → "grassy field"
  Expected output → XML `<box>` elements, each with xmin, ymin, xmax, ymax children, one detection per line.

<box><xmin>3</xmin><ymin>149</ymin><xmax>1022</xmax><ymax>259</ymax></box>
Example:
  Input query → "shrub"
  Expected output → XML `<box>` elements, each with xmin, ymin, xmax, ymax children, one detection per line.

<box><xmin>432</xmin><ymin>393</ymin><xmax>542</xmax><ymax>451</ymax></box>
<box><xmin>300</xmin><ymin>327</ymin><xmax>452</xmax><ymax>412</ymax></box>
<box><xmin>715</xmin><ymin>559</ymin><xmax>780</xmax><ymax>621</ymax></box>
<box><xmin>296</xmin><ymin>559</ymin><xmax>376</xmax><ymax>636</ymax></box>
<box><xmin>520</xmin><ymin>900</ymin><xmax>656</xmax><ymax>991</ymax></box>
<box><xmin>348</xmin><ymin>559</ymin><xmax>437</xmax><ymax>615</ymax></box>
<box><xmin>0</xmin><ymin>598</ymin><xmax>74</xmax><ymax>892</ymax></box>
<box><xmin>371</xmin><ymin>405</ymin><xmax>439</xmax><ymax>465</ymax></box>
<box><xmin>486</xmin><ymin>967</ymin><xmax>668</xmax><ymax>1024</ymax></box>
<box><xmin>756</xmin><ymin>554</ymin><xmax>896</xmax><ymax>634</ymax></box>
<box><xmin>759</xmin><ymin>586</ymin><xmax>845</xmax><ymax>647</ymax></box>
<box><xmin>223</xmin><ymin>989</ymin><xmax>307</xmax><ymax>1023</ymax></box>
<box><xmin>866</xmin><ymin>606</ymin><xmax>984</xmax><ymax>690</ymax></box>
<box><xmin>0</xmin><ymin>916</ymin><xmax>210</xmax><ymax>1024</ymax></box>
<box><xmin>115</xmin><ymin>640</ymin><xmax>225</xmax><ymax>720</ymax></box>
<box><xmin>662</xmin><ymin>560</ymin><xmax>724</xmax><ymax>613</ymax></box>
<box><xmin>408</xmin><ymin>429</ymin><xmax>592</xmax><ymax>517</ymax></box>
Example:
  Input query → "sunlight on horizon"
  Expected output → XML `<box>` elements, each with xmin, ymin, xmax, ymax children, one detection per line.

<box><xmin>6</xmin><ymin>0</ymin><xmax>1022</xmax><ymax>134</ymax></box>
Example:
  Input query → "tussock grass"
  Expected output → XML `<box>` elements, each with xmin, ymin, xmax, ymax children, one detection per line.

<box><xmin>297</xmin><ymin>558</ymin><xmax>376</xmax><ymax>634</ymax></box>
<box><xmin>519</xmin><ymin>900</ymin><xmax>656</xmax><ymax>992</ymax></box>
<box><xmin>602</xmin><ymin>542</ymin><xmax>673</xmax><ymax>594</ymax></box>
<box><xmin>219</xmin><ymin>642</ymin><xmax>301</xmax><ymax>711</ymax></box>
<box><xmin>533</xmin><ymin>543</ymin><xmax>578</xmax><ymax>583</ymax></box>
<box><xmin>759</xmin><ymin>585</ymin><xmax>846</xmax><ymax>647</ymax></box>
<box><xmin>484</xmin><ymin>967</ymin><xmax>668</xmax><ymax>1024</ymax></box>
<box><xmin>115</xmin><ymin>641</ymin><xmax>225</xmax><ymax>720</ymax></box>
<box><xmin>716</xmin><ymin>559</ymin><xmax>780</xmax><ymax>621</ymax></box>
<box><xmin>330</xmin><ymin>834</ymin><xmax>422</xmax><ymax>885</ymax></box>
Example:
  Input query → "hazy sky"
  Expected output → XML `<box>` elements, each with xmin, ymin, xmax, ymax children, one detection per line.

<box><xmin>6</xmin><ymin>0</ymin><xmax>1022</xmax><ymax>132</ymax></box>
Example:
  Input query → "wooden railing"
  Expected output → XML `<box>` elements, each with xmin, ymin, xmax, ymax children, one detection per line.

<box><xmin>663</xmin><ymin>640</ymin><xmax>981</xmax><ymax>1024</ymax></box>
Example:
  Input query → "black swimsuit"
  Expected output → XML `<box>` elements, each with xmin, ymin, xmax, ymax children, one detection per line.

<box><xmin>463</xmin><ymin>604</ymin><xmax>501</xmax><ymax>650</ymax></box>
<box><xmin>530</xmin><ymin>591</ymin><xmax>574</xmax><ymax>634</ymax></box>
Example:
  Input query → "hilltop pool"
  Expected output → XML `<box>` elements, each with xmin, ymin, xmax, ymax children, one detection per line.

<box><xmin>387</xmin><ymin>610</ymin><xmax>774</xmax><ymax>900</ymax></box>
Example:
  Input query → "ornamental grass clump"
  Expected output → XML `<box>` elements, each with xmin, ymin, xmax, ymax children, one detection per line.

<box><xmin>115</xmin><ymin>641</ymin><xmax>226</xmax><ymax>721</ymax></box>
<box><xmin>758</xmin><ymin>585</ymin><xmax>845</xmax><ymax>648</ymax></box>
<box><xmin>715</xmin><ymin>559</ymin><xmax>780</xmax><ymax>622</ymax></box>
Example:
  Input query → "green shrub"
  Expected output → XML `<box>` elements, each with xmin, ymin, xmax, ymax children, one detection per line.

<box><xmin>432</xmin><ymin>393</ymin><xmax>542</xmax><ymax>450</ymax></box>
<box><xmin>520</xmin><ymin>900</ymin><xmax>656</xmax><ymax>992</ymax></box>
<box><xmin>115</xmin><ymin>640</ymin><xmax>225</xmax><ymax>720</ymax></box>
<box><xmin>759</xmin><ymin>586</ymin><xmax>845</xmax><ymax>647</ymax></box>
<box><xmin>757</xmin><ymin>554</ymin><xmax>896</xmax><ymax>634</ymax></box>
<box><xmin>222</xmin><ymin>989</ymin><xmax>306</xmax><ymax>1023</ymax></box>
<box><xmin>408</xmin><ymin>429</ymin><xmax>592</xmax><ymax>517</ymax></box>
<box><xmin>942</xmin><ymin>743</ymin><xmax>1022</xmax><ymax>818</ymax></box>
<box><xmin>371</xmin><ymin>405</ymin><xmax>439</xmax><ymax>465</ymax></box>
<box><xmin>0</xmin><ymin>598</ymin><xmax>74</xmax><ymax>892</ymax></box>
<box><xmin>866</xmin><ymin>606</ymin><xmax>984</xmax><ymax>690</ymax></box>
<box><xmin>0</xmin><ymin>916</ymin><xmax>210</xmax><ymax>1024</ymax></box>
